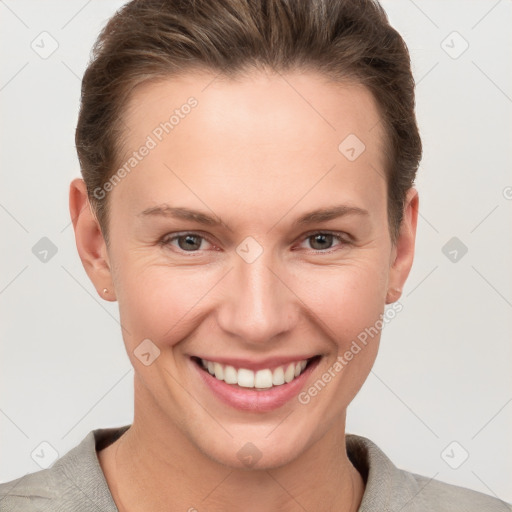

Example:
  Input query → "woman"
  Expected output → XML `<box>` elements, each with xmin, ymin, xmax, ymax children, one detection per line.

<box><xmin>1</xmin><ymin>0</ymin><xmax>510</xmax><ymax>510</ymax></box>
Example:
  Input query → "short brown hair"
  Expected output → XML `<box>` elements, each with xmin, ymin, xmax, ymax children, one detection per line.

<box><xmin>76</xmin><ymin>0</ymin><xmax>422</xmax><ymax>245</ymax></box>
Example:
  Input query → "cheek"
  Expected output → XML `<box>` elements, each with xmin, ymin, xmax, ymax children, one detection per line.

<box><xmin>291</xmin><ymin>261</ymin><xmax>387</xmax><ymax>412</ymax></box>
<box><xmin>115</xmin><ymin>261</ymin><xmax>219</xmax><ymax>348</ymax></box>
<box><xmin>291</xmin><ymin>258</ymin><xmax>388</xmax><ymax>344</ymax></box>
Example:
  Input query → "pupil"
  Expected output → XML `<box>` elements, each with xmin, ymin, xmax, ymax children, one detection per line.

<box><xmin>311</xmin><ymin>234</ymin><xmax>332</xmax><ymax>250</ymax></box>
<box><xmin>179</xmin><ymin>235</ymin><xmax>201</xmax><ymax>251</ymax></box>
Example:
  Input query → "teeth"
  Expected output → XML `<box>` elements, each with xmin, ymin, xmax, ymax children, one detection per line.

<box><xmin>254</xmin><ymin>369</ymin><xmax>273</xmax><ymax>389</ymax></box>
<box><xmin>224</xmin><ymin>365</ymin><xmax>238</xmax><ymax>384</ymax></box>
<box><xmin>284</xmin><ymin>363</ymin><xmax>295</xmax><ymax>383</ymax></box>
<box><xmin>238</xmin><ymin>368</ymin><xmax>254</xmax><ymax>388</ymax></box>
<box><xmin>213</xmin><ymin>362</ymin><xmax>224</xmax><ymax>381</ymax></box>
<box><xmin>272</xmin><ymin>366</ymin><xmax>285</xmax><ymax>386</ymax></box>
<box><xmin>200</xmin><ymin>358</ymin><xmax>310</xmax><ymax>389</ymax></box>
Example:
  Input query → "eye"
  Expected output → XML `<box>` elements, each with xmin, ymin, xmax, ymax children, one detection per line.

<box><xmin>159</xmin><ymin>230</ymin><xmax>352</xmax><ymax>255</ymax></box>
<box><xmin>298</xmin><ymin>231</ymin><xmax>351</xmax><ymax>252</ymax></box>
<box><xmin>160</xmin><ymin>232</ymin><xmax>214</xmax><ymax>253</ymax></box>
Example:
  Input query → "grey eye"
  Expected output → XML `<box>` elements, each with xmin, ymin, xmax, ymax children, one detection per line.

<box><xmin>308</xmin><ymin>233</ymin><xmax>335</xmax><ymax>251</ymax></box>
<box><xmin>176</xmin><ymin>234</ymin><xmax>204</xmax><ymax>251</ymax></box>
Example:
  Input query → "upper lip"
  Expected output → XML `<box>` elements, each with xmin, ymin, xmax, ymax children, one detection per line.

<box><xmin>191</xmin><ymin>354</ymin><xmax>320</xmax><ymax>372</ymax></box>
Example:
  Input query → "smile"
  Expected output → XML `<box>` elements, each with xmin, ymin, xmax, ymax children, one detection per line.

<box><xmin>197</xmin><ymin>357</ymin><xmax>313</xmax><ymax>389</ymax></box>
<box><xmin>190</xmin><ymin>354</ymin><xmax>322</xmax><ymax>412</ymax></box>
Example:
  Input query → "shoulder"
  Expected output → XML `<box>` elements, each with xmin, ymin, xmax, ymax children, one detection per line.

<box><xmin>404</xmin><ymin>470</ymin><xmax>512</xmax><ymax>511</ymax></box>
<box><xmin>346</xmin><ymin>433</ymin><xmax>512</xmax><ymax>512</ymax></box>
<box><xmin>0</xmin><ymin>464</ymin><xmax>67</xmax><ymax>512</ymax></box>
<box><xmin>0</xmin><ymin>425</ymin><xmax>129</xmax><ymax>512</ymax></box>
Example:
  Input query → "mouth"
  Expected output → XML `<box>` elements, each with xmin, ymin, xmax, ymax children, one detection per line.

<box><xmin>191</xmin><ymin>355</ymin><xmax>322</xmax><ymax>391</ymax></box>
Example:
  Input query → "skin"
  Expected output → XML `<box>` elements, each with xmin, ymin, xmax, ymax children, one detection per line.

<box><xmin>70</xmin><ymin>69</ymin><xmax>418</xmax><ymax>512</ymax></box>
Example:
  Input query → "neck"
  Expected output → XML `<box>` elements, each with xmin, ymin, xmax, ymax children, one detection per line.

<box><xmin>99</xmin><ymin>378</ymin><xmax>364</xmax><ymax>512</ymax></box>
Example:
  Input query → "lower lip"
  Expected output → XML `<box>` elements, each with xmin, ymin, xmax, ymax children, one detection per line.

<box><xmin>192</xmin><ymin>357</ymin><xmax>321</xmax><ymax>412</ymax></box>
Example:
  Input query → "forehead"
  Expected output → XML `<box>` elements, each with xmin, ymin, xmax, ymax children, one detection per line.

<box><xmin>123</xmin><ymin>69</ymin><xmax>386</xmax><ymax>153</ymax></box>
<box><xmin>113</xmin><ymin>69</ymin><xmax>388</xmax><ymax>221</ymax></box>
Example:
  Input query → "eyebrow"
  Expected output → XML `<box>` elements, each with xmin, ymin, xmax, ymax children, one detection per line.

<box><xmin>138</xmin><ymin>204</ymin><xmax>369</xmax><ymax>228</ymax></box>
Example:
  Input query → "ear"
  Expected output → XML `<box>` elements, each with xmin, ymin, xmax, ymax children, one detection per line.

<box><xmin>69</xmin><ymin>178</ymin><xmax>116</xmax><ymax>301</ymax></box>
<box><xmin>385</xmin><ymin>187</ymin><xmax>419</xmax><ymax>304</ymax></box>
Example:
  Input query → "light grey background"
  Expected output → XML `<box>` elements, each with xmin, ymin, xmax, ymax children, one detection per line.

<box><xmin>1</xmin><ymin>0</ymin><xmax>511</xmax><ymax>503</ymax></box>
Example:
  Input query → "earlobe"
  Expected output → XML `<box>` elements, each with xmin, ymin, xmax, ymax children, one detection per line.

<box><xmin>385</xmin><ymin>188</ymin><xmax>419</xmax><ymax>304</ymax></box>
<box><xmin>385</xmin><ymin>287</ymin><xmax>402</xmax><ymax>305</ymax></box>
<box><xmin>69</xmin><ymin>178</ymin><xmax>116</xmax><ymax>301</ymax></box>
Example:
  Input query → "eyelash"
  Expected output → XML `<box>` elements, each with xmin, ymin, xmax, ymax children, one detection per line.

<box><xmin>159</xmin><ymin>230</ymin><xmax>352</xmax><ymax>255</ymax></box>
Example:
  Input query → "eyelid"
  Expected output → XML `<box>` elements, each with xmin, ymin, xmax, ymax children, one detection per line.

<box><xmin>296</xmin><ymin>230</ymin><xmax>353</xmax><ymax>251</ymax></box>
<box><xmin>300</xmin><ymin>229</ymin><xmax>352</xmax><ymax>242</ymax></box>
<box><xmin>159</xmin><ymin>231</ymin><xmax>218</xmax><ymax>252</ymax></box>
<box><xmin>160</xmin><ymin>230</ymin><xmax>353</xmax><ymax>255</ymax></box>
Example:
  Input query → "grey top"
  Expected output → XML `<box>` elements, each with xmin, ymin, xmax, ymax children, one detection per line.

<box><xmin>0</xmin><ymin>424</ymin><xmax>510</xmax><ymax>511</ymax></box>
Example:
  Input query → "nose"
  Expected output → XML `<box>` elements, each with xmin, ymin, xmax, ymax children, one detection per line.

<box><xmin>216</xmin><ymin>248</ymin><xmax>298</xmax><ymax>347</ymax></box>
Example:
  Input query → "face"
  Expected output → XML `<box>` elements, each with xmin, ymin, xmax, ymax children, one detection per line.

<box><xmin>72</xmin><ymin>69</ymin><xmax>417</xmax><ymax>469</ymax></box>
